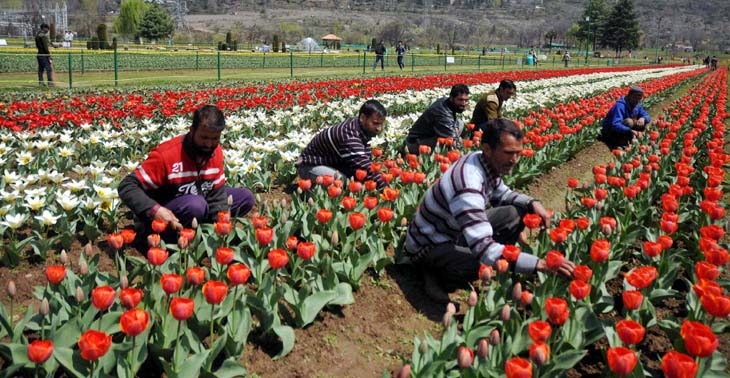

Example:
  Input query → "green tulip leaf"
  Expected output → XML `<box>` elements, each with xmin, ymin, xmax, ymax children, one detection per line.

<box><xmin>53</xmin><ymin>346</ymin><xmax>91</xmax><ymax>378</ymax></box>
<box><xmin>271</xmin><ymin>322</ymin><xmax>295</xmax><ymax>359</ymax></box>
<box><xmin>202</xmin><ymin>357</ymin><xmax>247</xmax><ymax>378</ymax></box>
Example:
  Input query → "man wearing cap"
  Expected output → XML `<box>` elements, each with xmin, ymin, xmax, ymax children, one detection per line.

<box><xmin>404</xmin><ymin>119</ymin><xmax>575</xmax><ymax>303</ymax></box>
<box><xmin>35</xmin><ymin>23</ymin><xmax>53</xmax><ymax>87</ymax></box>
<box><xmin>599</xmin><ymin>86</ymin><xmax>652</xmax><ymax>150</ymax></box>
<box><xmin>471</xmin><ymin>80</ymin><xmax>517</xmax><ymax>127</ymax></box>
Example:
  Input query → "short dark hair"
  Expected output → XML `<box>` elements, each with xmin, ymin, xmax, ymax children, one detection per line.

<box><xmin>192</xmin><ymin>105</ymin><xmax>225</xmax><ymax>131</ymax></box>
<box><xmin>40</xmin><ymin>23</ymin><xmax>49</xmax><ymax>30</ymax></box>
<box><xmin>479</xmin><ymin>118</ymin><xmax>523</xmax><ymax>149</ymax></box>
<box><xmin>449</xmin><ymin>84</ymin><xmax>470</xmax><ymax>97</ymax></box>
<box><xmin>498</xmin><ymin>80</ymin><xmax>516</xmax><ymax>91</ymax></box>
<box><xmin>359</xmin><ymin>99</ymin><xmax>387</xmax><ymax>118</ymax></box>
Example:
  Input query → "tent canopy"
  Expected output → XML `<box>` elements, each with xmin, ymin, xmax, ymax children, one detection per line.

<box><xmin>321</xmin><ymin>34</ymin><xmax>342</xmax><ymax>41</ymax></box>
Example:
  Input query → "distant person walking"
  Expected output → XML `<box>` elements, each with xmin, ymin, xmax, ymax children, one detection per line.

<box><xmin>396</xmin><ymin>41</ymin><xmax>406</xmax><ymax>70</ymax></box>
<box><xmin>373</xmin><ymin>41</ymin><xmax>386</xmax><ymax>71</ymax></box>
<box><xmin>563</xmin><ymin>51</ymin><xmax>571</xmax><ymax>67</ymax></box>
<box><xmin>35</xmin><ymin>23</ymin><xmax>53</xmax><ymax>87</ymax></box>
<box><xmin>711</xmin><ymin>56</ymin><xmax>718</xmax><ymax>70</ymax></box>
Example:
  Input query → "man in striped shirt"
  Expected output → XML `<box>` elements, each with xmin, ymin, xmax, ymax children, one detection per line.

<box><xmin>405</xmin><ymin>119</ymin><xmax>575</xmax><ymax>303</ymax></box>
<box><xmin>118</xmin><ymin>105</ymin><xmax>254</xmax><ymax>238</ymax></box>
<box><xmin>296</xmin><ymin>100</ymin><xmax>387</xmax><ymax>188</ymax></box>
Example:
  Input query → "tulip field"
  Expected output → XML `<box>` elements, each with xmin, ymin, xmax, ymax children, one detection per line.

<box><xmin>0</xmin><ymin>63</ymin><xmax>728</xmax><ymax>377</ymax></box>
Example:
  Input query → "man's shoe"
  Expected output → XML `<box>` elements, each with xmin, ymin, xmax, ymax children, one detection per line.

<box><xmin>422</xmin><ymin>269</ymin><xmax>451</xmax><ymax>304</ymax></box>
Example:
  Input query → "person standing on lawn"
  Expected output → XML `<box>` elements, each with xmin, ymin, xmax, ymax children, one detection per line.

<box><xmin>396</xmin><ymin>41</ymin><xmax>406</xmax><ymax>70</ymax></box>
<box><xmin>470</xmin><ymin>80</ymin><xmax>517</xmax><ymax>127</ymax></box>
<box><xmin>599</xmin><ymin>86</ymin><xmax>652</xmax><ymax>150</ymax></box>
<box><xmin>118</xmin><ymin>105</ymin><xmax>255</xmax><ymax>235</ymax></box>
<box><xmin>404</xmin><ymin>84</ymin><xmax>470</xmax><ymax>154</ymax></box>
<box><xmin>35</xmin><ymin>23</ymin><xmax>53</xmax><ymax>87</ymax></box>
<box><xmin>404</xmin><ymin>119</ymin><xmax>575</xmax><ymax>303</ymax></box>
<box><xmin>295</xmin><ymin>99</ymin><xmax>387</xmax><ymax>189</ymax></box>
<box><xmin>373</xmin><ymin>41</ymin><xmax>386</xmax><ymax>71</ymax></box>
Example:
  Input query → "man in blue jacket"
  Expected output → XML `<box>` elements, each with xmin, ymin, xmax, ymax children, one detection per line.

<box><xmin>599</xmin><ymin>86</ymin><xmax>651</xmax><ymax>150</ymax></box>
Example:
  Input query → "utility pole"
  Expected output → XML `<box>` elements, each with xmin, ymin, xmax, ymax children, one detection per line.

<box><xmin>584</xmin><ymin>0</ymin><xmax>592</xmax><ymax>65</ymax></box>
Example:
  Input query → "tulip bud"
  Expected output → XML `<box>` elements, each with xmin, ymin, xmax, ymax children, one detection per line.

<box><xmin>512</xmin><ymin>282</ymin><xmax>523</xmax><ymax>302</ymax></box>
<box><xmin>280</xmin><ymin>211</ymin><xmax>288</xmax><ymax>225</ymax></box>
<box><xmin>40</xmin><ymin>298</ymin><xmax>49</xmax><ymax>316</ymax></box>
<box><xmin>60</xmin><ymin>249</ymin><xmax>68</xmax><ymax>265</ymax></box>
<box><xmin>489</xmin><ymin>329</ymin><xmax>500</xmax><ymax>345</ymax></box>
<box><xmin>227</xmin><ymin>194</ymin><xmax>233</xmax><ymax>207</ymax></box>
<box><xmin>601</xmin><ymin>223</ymin><xmax>613</xmax><ymax>235</ymax></box>
<box><xmin>442</xmin><ymin>311</ymin><xmax>453</xmax><ymax>327</ymax></box>
<box><xmin>78</xmin><ymin>259</ymin><xmax>89</xmax><ymax>275</ymax></box>
<box><xmin>120</xmin><ymin>274</ymin><xmax>129</xmax><ymax>289</ymax></box>
<box><xmin>280</xmin><ymin>198</ymin><xmax>288</xmax><ymax>208</ymax></box>
<box><xmin>500</xmin><ymin>304</ymin><xmax>511</xmax><ymax>321</ymax></box>
<box><xmin>401</xmin><ymin>217</ymin><xmax>408</xmax><ymax>227</ymax></box>
<box><xmin>177</xmin><ymin>235</ymin><xmax>189</xmax><ymax>249</ymax></box>
<box><xmin>396</xmin><ymin>364</ymin><xmax>411</xmax><ymax>378</ymax></box>
<box><xmin>191</xmin><ymin>217</ymin><xmax>198</xmax><ymax>229</ymax></box>
<box><xmin>75</xmin><ymin>286</ymin><xmax>85</xmax><ymax>303</ymax></box>
<box><xmin>418</xmin><ymin>337</ymin><xmax>428</xmax><ymax>354</ymax></box>
<box><xmin>331</xmin><ymin>231</ymin><xmax>339</xmax><ymax>245</ymax></box>
<box><xmin>467</xmin><ymin>291</ymin><xmax>478</xmax><ymax>307</ymax></box>
<box><xmin>496</xmin><ymin>259</ymin><xmax>509</xmax><ymax>273</ymax></box>
<box><xmin>7</xmin><ymin>280</ymin><xmax>16</xmax><ymax>298</ymax></box>
<box><xmin>595</xmin><ymin>202</ymin><xmax>604</xmax><ymax>211</ymax></box>
<box><xmin>457</xmin><ymin>346</ymin><xmax>474</xmax><ymax>369</ymax></box>
<box><xmin>147</xmin><ymin>234</ymin><xmax>160</xmax><ymax>248</ymax></box>
<box><xmin>521</xmin><ymin>290</ymin><xmax>534</xmax><ymax>306</ymax></box>
<box><xmin>307</xmin><ymin>198</ymin><xmax>315</xmax><ymax>207</ymax></box>
<box><xmin>479</xmin><ymin>265</ymin><xmax>493</xmax><ymax>281</ymax></box>
<box><xmin>446</xmin><ymin>302</ymin><xmax>457</xmax><ymax>314</ymax></box>
<box><xmin>477</xmin><ymin>338</ymin><xmax>489</xmax><ymax>359</ymax></box>
<box><xmin>84</xmin><ymin>243</ymin><xmax>93</xmax><ymax>256</ymax></box>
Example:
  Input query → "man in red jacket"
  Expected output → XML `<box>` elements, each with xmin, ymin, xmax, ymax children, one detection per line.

<box><xmin>118</xmin><ymin>105</ymin><xmax>254</xmax><ymax>234</ymax></box>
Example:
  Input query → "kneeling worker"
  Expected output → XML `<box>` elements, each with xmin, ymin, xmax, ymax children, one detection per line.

<box><xmin>599</xmin><ymin>86</ymin><xmax>652</xmax><ymax>150</ymax></box>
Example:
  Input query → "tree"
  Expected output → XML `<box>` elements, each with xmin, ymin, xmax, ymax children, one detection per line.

<box><xmin>138</xmin><ymin>3</ymin><xmax>174</xmax><ymax>42</ymax></box>
<box><xmin>600</xmin><ymin>0</ymin><xmax>641</xmax><ymax>57</ymax></box>
<box><xmin>97</xmin><ymin>23</ymin><xmax>109</xmax><ymax>49</ymax></box>
<box><xmin>114</xmin><ymin>0</ymin><xmax>148</xmax><ymax>40</ymax></box>
<box><xmin>545</xmin><ymin>30</ymin><xmax>558</xmax><ymax>50</ymax></box>
<box><xmin>575</xmin><ymin>0</ymin><xmax>610</xmax><ymax>50</ymax></box>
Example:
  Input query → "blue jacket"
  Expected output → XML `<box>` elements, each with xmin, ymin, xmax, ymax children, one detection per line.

<box><xmin>601</xmin><ymin>97</ymin><xmax>651</xmax><ymax>135</ymax></box>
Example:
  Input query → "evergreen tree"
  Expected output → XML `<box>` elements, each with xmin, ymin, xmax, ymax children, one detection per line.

<box><xmin>576</xmin><ymin>0</ymin><xmax>610</xmax><ymax>50</ymax></box>
<box><xmin>600</xmin><ymin>0</ymin><xmax>641</xmax><ymax>56</ymax></box>
<box><xmin>139</xmin><ymin>3</ymin><xmax>174</xmax><ymax>42</ymax></box>
<box><xmin>97</xmin><ymin>23</ymin><xmax>109</xmax><ymax>49</ymax></box>
<box><xmin>114</xmin><ymin>0</ymin><xmax>148</xmax><ymax>40</ymax></box>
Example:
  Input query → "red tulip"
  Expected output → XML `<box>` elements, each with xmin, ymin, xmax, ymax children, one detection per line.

<box><xmin>365</xmin><ymin>180</ymin><xmax>378</xmax><ymax>191</ymax></box>
<box><xmin>147</xmin><ymin>233</ymin><xmax>161</xmax><ymax>248</ymax></box>
<box><xmin>121</xmin><ymin>228</ymin><xmax>137</xmax><ymax>244</ymax></box>
<box><xmin>589</xmin><ymin>239</ymin><xmax>610</xmax><ymax>263</ymax></box>
<box><xmin>377</xmin><ymin>207</ymin><xmax>394</xmax><ymax>222</ymax></box>
<box><xmin>694</xmin><ymin>261</ymin><xmax>719</xmax><ymax>281</ymax></box>
<box><xmin>573</xmin><ymin>265</ymin><xmax>593</xmax><ymax>282</ymax></box>
<box><xmin>186</xmin><ymin>266</ymin><xmax>207</xmax><ymax>285</ymax></box>
<box><xmin>120</xmin><ymin>308</ymin><xmax>149</xmax><ymax>337</ymax></box>
<box><xmin>298</xmin><ymin>178</ymin><xmax>312</xmax><ymax>191</ymax></box>
<box><xmin>643</xmin><ymin>241</ymin><xmax>663</xmax><ymax>257</ymax></box>
<box><xmin>78</xmin><ymin>330</ymin><xmax>112</xmax><ymax>361</ymax></box>
<box><xmin>202</xmin><ymin>280</ymin><xmax>228</xmax><ymax>304</ymax></box>
<box><xmin>251</xmin><ymin>216</ymin><xmax>268</xmax><ymax>229</ymax></box>
<box><xmin>151</xmin><ymin>219</ymin><xmax>168</xmax><ymax>234</ymax></box>
<box><xmin>456</xmin><ymin>346</ymin><xmax>474</xmax><ymax>369</ymax></box>
<box><xmin>478</xmin><ymin>264</ymin><xmax>493</xmax><ymax>281</ymax></box>
<box><xmin>170</xmin><ymin>297</ymin><xmax>194</xmax><ymax>320</ymax></box>
<box><xmin>700</xmin><ymin>293</ymin><xmax>730</xmax><ymax>318</ymax></box>
<box><xmin>523</xmin><ymin>214</ymin><xmax>542</xmax><ymax>229</ymax></box>
<box><xmin>657</xmin><ymin>235</ymin><xmax>673</xmax><ymax>249</ymax></box>
<box><xmin>255</xmin><ymin>227</ymin><xmax>274</xmax><ymax>246</ymax></box>
<box><xmin>567</xmin><ymin>177</ymin><xmax>579</xmax><ymax>188</ymax></box>
<box><xmin>660</xmin><ymin>219</ymin><xmax>678</xmax><ymax>234</ymax></box>
<box><xmin>316</xmin><ymin>209</ymin><xmax>333</xmax><ymax>223</ymax></box>
<box><xmin>607</xmin><ymin>347</ymin><xmax>637</xmax><ymax>375</ymax></box>
<box><xmin>380</xmin><ymin>187</ymin><xmax>400</xmax><ymax>201</ymax></box>
<box><xmin>418</xmin><ymin>145</ymin><xmax>432</xmax><ymax>154</ymax></box>
<box><xmin>703</xmin><ymin>247</ymin><xmax>729</xmax><ymax>266</ymax></box>
<box><xmin>214</xmin><ymin>220</ymin><xmax>232</xmax><ymax>235</ymax></box>
<box><xmin>355</xmin><ymin>169</ymin><xmax>368</xmax><ymax>181</ymax></box>
<box><xmin>321</xmin><ymin>175</ymin><xmax>335</xmax><ymax>186</ymax></box>
<box><xmin>119</xmin><ymin>288</ymin><xmax>144</xmax><ymax>309</ymax></box>
<box><xmin>680</xmin><ymin>320</ymin><xmax>718</xmax><ymax>358</ymax></box>
<box><xmin>569</xmin><ymin>280</ymin><xmax>591</xmax><ymax>300</ymax></box>
<box><xmin>107</xmin><ymin>232</ymin><xmax>124</xmax><ymax>250</ymax></box>
<box><xmin>341</xmin><ymin>196</ymin><xmax>357</xmax><ymax>211</ymax></box>
<box><xmin>624</xmin><ymin>266</ymin><xmax>657</xmax><ymax>290</ymax></box>
<box><xmin>414</xmin><ymin>172</ymin><xmax>426</xmax><ymax>184</ymax></box>
<box><xmin>496</xmin><ymin>259</ymin><xmax>509</xmax><ymax>273</ymax></box>
<box><xmin>502</xmin><ymin>245</ymin><xmax>520</xmax><ymax>263</ymax></box>
<box><xmin>227</xmin><ymin>263</ymin><xmax>251</xmax><ymax>285</ymax></box>
<box><xmin>268</xmin><ymin>248</ymin><xmax>289</xmax><ymax>269</ymax></box>
<box><xmin>661</xmin><ymin>351</ymin><xmax>698</xmax><ymax>378</ymax></box>
<box><xmin>348</xmin><ymin>180</ymin><xmax>363</xmax><ymax>193</ymax></box>
<box><xmin>616</xmin><ymin>319</ymin><xmax>645</xmax><ymax>345</ymax></box>
<box><xmin>622</xmin><ymin>290</ymin><xmax>644</xmax><ymax>310</ymax></box>
<box><xmin>504</xmin><ymin>357</ymin><xmax>532</xmax><ymax>378</ymax></box>
<box><xmin>349</xmin><ymin>212</ymin><xmax>366</xmax><ymax>230</ymax></box>
<box><xmin>217</xmin><ymin>211</ymin><xmax>231</xmax><ymax>223</ymax></box>
<box><xmin>549</xmin><ymin>227</ymin><xmax>568</xmax><ymax>243</ymax></box>
<box><xmin>559</xmin><ymin>219</ymin><xmax>575</xmax><ymax>232</ymax></box>
<box><xmin>179</xmin><ymin>228</ymin><xmax>195</xmax><ymax>244</ymax></box>
<box><xmin>544</xmin><ymin>297</ymin><xmax>569</xmax><ymax>325</ymax></box>
<box><xmin>215</xmin><ymin>246</ymin><xmax>235</xmax><ymax>265</ymax></box>
<box><xmin>91</xmin><ymin>286</ymin><xmax>116</xmax><ymax>311</ymax></box>
<box><xmin>693</xmin><ymin>279</ymin><xmax>723</xmax><ymax>298</ymax></box>
<box><xmin>147</xmin><ymin>247</ymin><xmax>169</xmax><ymax>266</ymax></box>
<box><xmin>160</xmin><ymin>274</ymin><xmax>183</xmax><ymax>294</ymax></box>
<box><xmin>528</xmin><ymin>320</ymin><xmax>551</xmax><ymax>342</ymax></box>
<box><xmin>296</xmin><ymin>242</ymin><xmax>316</xmax><ymax>260</ymax></box>
<box><xmin>327</xmin><ymin>184</ymin><xmax>342</xmax><ymax>198</ymax></box>
<box><xmin>27</xmin><ymin>340</ymin><xmax>54</xmax><ymax>364</ymax></box>
<box><xmin>545</xmin><ymin>250</ymin><xmax>565</xmax><ymax>270</ymax></box>
<box><xmin>594</xmin><ymin>188</ymin><xmax>608</xmax><ymax>200</ymax></box>
<box><xmin>580</xmin><ymin>197</ymin><xmax>597</xmax><ymax>208</ymax></box>
<box><xmin>529</xmin><ymin>342</ymin><xmax>550</xmax><ymax>366</ymax></box>
<box><xmin>45</xmin><ymin>265</ymin><xmax>66</xmax><ymax>284</ymax></box>
<box><xmin>699</xmin><ymin>225</ymin><xmax>724</xmax><ymax>241</ymax></box>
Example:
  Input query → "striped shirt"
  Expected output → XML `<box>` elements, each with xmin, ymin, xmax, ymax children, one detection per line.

<box><xmin>405</xmin><ymin>151</ymin><xmax>538</xmax><ymax>273</ymax></box>
<box><xmin>297</xmin><ymin>117</ymin><xmax>384</xmax><ymax>187</ymax></box>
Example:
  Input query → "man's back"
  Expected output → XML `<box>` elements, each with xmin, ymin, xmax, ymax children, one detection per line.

<box><xmin>35</xmin><ymin>32</ymin><xmax>50</xmax><ymax>55</ymax></box>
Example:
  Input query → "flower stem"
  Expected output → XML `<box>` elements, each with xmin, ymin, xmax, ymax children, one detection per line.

<box><xmin>174</xmin><ymin>321</ymin><xmax>182</xmax><ymax>371</ymax></box>
<box><xmin>210</xmin><ymin>303</ymin><xmax>215</xmax><ymax>345</ymax></box>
